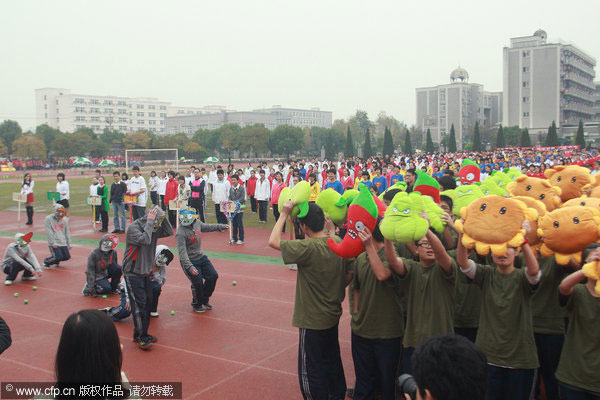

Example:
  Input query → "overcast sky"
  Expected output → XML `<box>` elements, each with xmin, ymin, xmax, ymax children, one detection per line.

<box><xmin>1</xmin><ymin>0</ymin><xmax>598</xmax><ymax>131</ymax></box>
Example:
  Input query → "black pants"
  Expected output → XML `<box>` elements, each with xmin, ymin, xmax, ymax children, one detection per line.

<box><xmin>160</xmin><ymin>194</ymin><xmax>166</xmax><ymax>210</ymax></box>
<box><xmin>182</xmin><ymin>256</ymin><xmax>218</xmax><ymax>306</ymax></box>
<box><xmin>150</xmin><ymin>191</ymin><xmax>158</xmax><ymax>206</ymax></box>
<box><xmin>298</xmin><ymin>324</ymin><xmax>346</xmax><ymax>400</ymax></box>
<box><xmin>26</xmin><ymin>206</ymin><xmax>34</xmax><ymax>225</ymax></box>
<box><xmin>215</xmin><ymin>204</ymin><xmax>228</xmax><ymax>224</ymax></box>
<box><xmin>189</xmin><ymin>197</ymin><xmax>205</xmax><ymax>223</ymax></box>
<box><xmin>351</xmin><ymin>332</ymin><xmax>401</xmax><ymax>400</ymax></box>
<box><xmin>150</xmin><ymin>281</ymin><xmax>162</xmax><ymax>313</ymax></box>
<box><xmin>273</xmin><ymin>204</ymin><xmax>286</xmax><ymax>232</ymax></box>
<box><xmin>487</xmin><ymin>365</ymin><xmax>536</xmax><ymax>400</ymax></box>
<box><xmin>560</xmin><ymin>383</ymin><xmax>600</xmax><ymax>399</ymax></box>
<box><xmin>124</xmin><ymin>275</ymin><xmax>153</xmax><ymax>341</ymax></box>
<box><xmin>535</xmin><ymin>333</ymin><xmax>565</xmax><ymax>400</ymax></box>
<box><xmin>167</xmin><ymin>207</ymin><xmax>177</xmax><ymax>227</ymax></box>
<box><xmin>232</xmin><ymin>213</ymin><xmax>244</xmax><ymax>242</ymax></box>
<box><xmin>94</xmin><ymin>265</ymin><xmax>123</xmax><ymax>293</ymax></box>
<box><xmin>258</xmin><ymin>200</ymin><xmax>268</xmax><ymax>222</ymax></box>
<box><xmin>132</xmin><ymin>205</ymin><xmax>145</xmax><ymax>221</ymax></box>
<box><xmin>401</xmin><ymin>346</ymin><xmax>415</xmax><ymax>374</ymax></box>
<box><xmin>4</xmin><ymin>260</ymin><xmax>34</xmax><ymax>281</ymax></box>
<box><xmin>250</xmin><ymin>195</ymin><xmax>257</xmax><ymax>212</ymax></box>
<box><xmin>99</xmin><ymin>209</ymin><xmax>109</xmax><ymax>231</ymax></box>
<box><xmin>454</xmin><ymin>327</ymin><xmax>478</xmax><ymax>343</ymax></box>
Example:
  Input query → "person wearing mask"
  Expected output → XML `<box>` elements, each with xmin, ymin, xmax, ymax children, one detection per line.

<box><xmin>189</xmin><ymin>168</ymin><xmax>208</xmax><ymax>223</ymax></box>
<box><xmin>127</xmin><ymin>166</ymin><xmax>147</xmax><ymax>221</ymax></box>
<box><xmin>150</xmin><ymin>245</ymin><xmax>173</xmax><ymax>317</ymax></box>
<box><xmin>43</xmin><ymin>204</ymin><xmax>71</xmax><ymax>269</ymax></box>
<box><xmin>21</xmin><ymin>173</ymin><xmax>35</xmax><ymax>225</ymax></box>
<box><xmin>83</xmin><ymin>234</ymin><xmax>122</xmax><ymax>296</ymax></box>
<box><xmin>56</xmin><ymin>172</ymin><xmax>70</xmax><ymax>216</ymax></box>
<box><xmin>110</xmin><ymin>171</ymin><xmax>128</xmax><ymax>234</ymax></box>
<box><xmin>3</xmin><ymin>232</ymin><xmax>42</xmax><ymax>285</ymax></box>
<box><xmin>212</xmin><ymin>169</ymin><xmax>231</xmax><ymax>225</ymax></box>
<box><xmin>164</xmin><ymin>171</ymin><xmax>179</xmax><ymax>227</ymax></box>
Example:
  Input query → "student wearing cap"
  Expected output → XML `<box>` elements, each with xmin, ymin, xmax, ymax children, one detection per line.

<box><xmin>43</xmin><ymin>204</ymin><xmax>71</xmax><ymax>269</ymax></box>
<box><xmin>2</xmin><ymin>232</ymin><xmax>42</xmax><ymax>285</ymax></box>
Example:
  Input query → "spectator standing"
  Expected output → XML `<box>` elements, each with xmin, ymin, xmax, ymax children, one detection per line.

<box><xmin>110</xmin><ymin>171</ymin><xmax>128</xmax><ymax>234</ymax></box>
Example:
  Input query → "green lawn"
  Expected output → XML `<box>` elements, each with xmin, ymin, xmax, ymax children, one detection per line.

<box><xmin>0</xmin><ymin>177</ymin><xmax>276</xmax><ymax>228</ymax></box>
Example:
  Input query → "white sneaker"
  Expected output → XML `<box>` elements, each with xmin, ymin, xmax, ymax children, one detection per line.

<box><xmin>236</xmin><ymin>240</ymin><xmax>244</xmax><ymax>245</ymax></box>
<box><xmin>288</xmin><ymin>264</ymin><xmax>298</xmax><ymax>271</ymax></box>
<box><xmin>22</xmin><ymin>276</ymin><xmax>37</xmax><ymax>281</ymax></box>
<box><xmin>4</xmin><ymin>280</ymin><xmax>13</xmax><ymax>285</ymax></box>
<box><xmin>150</xmin><ymin>312</ymin><xmax>159</xmax><ymax>317</ymax></box>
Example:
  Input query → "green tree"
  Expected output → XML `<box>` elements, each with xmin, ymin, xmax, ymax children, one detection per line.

<box><xmin>0</xmin><ymin>120</ymin><xmax>22</xmax><ymax>153</ymax></box>
<box><xmin>123</xmin><ymin>131</ymin><xmax>151</xmax><ymax>149</ymax></box>
<box><xmin>344</xmin><ymin>126</ymin><xmax>354</xmax><ymax>158</ymax></box>
<box><xmin>382</xmin><ymin>126</ymin><xmax>394</xmax><ymax>157</ymax></box>
<box><xmin>101</xmin><ymin>128</ymin><xmax>125</xmax><ymax>149</ymax></box>
<box><xmin>72</xmin><ymin>126</ymin><xmax>97</xmax><ymax>140</ymax></box>
<box><xmin>403</xmin><ymin>130</ymin><xmax>413</xmax><ymax>155</ymax></box>
<box><xmin>35</xmin><ymin>124</ymin><xmax>62</xmax><ymax>157</ymax></box>
<box><xmin>425</xmin><ymin>129</ymin><xmax>434</xmax><ymax>153</ymax></box>
<box><xmin>375</xmin><ymin>111</ymin><xmax>407</xmax><ymax>144</ymax></box>
<box><xmin>268</xmin><ymin>125</ymin><xmax>304</xmax><ymax>157</ymax></box>
<box><xmin>544</xmin><ymin>121</ymin><xmax>559</xmax><ymax>146</ymax></box>
<box><xmin>0</xmin><ymin>138</ymin><xmax>7</xmax><ymax>155</ymax></box>
<box><xmin>193</xmin><ymin>129</ymin><xmax>221</xmax><ymax>154</ymax></box>
<box><xmin>495</xmin><ymin>125</ymin><xmax>506</xmax><ymax>149</ymax></box>
<box><xmin>354</xmin><ymin>110</ymin><xmax>372</xmax><ymax>134</ymax></box>
<box><xmin>325</xmin><ymin>131</ymin><xmax>336</xmax><ymax>160</ymax></box>
<box><xmin>12</xmin><ymin>135</ymin><xmax>47</xmax><ymax>159</ymax></box>
<box><xmin>239</xmin><ymin>124</ymin><xmax>269</xmax><ymax>156</ymax></box>
<box><xmin>472</xmin><ymin>122</ymin><xmax>481</xmax><ymax>151</ymax></box>
<box><xmin>88</xmin><ymin>140</ymin><xmax>110</xmax><ymax>158</ymax></box>
<box><xmin>502</xmin><ymin>126</ymin><xmax>522</xmax><ymax>146</ymax></box>
<box><xmin>448</xmin><ymin>124</ymin><xmax>457</xmax><ymax>152</ymax></box>
<box><xmin>363</xmin><ymin>128</ymin><xmax>373</xmax><ymax>158</ymax></box>
<box><xmin>52</xmin><ymin>133</ymin><xmax>86</xmax><ymax>158</ymax></box>
<box><xmin>520</xmin><ymin>128</ymin><xmax>532</xmax><ymax>147</ymax></box>
<box><xmin>574</xmin><ymin>120</ymin><xmax>585</xmax><ymax>148</ymax></box>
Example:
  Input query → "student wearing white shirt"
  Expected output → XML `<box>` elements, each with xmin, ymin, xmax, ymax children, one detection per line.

<box><xmin>255</xmin><ymin>169</ymin><xmax>271</xmax><ymax>223</ymax></box>
<box><xmin>148</xmin><ymin>171</ymin><xmax>159</xmax><ymax>206</ymax></box>
<box><xmin>56</xmin><ymin>173</ymin><xmax>70</xmax><ymax>215</ymax></box>
<box><xmin>211</xmin><ymin>169</ymin><xmax>231</xmax><ymax>224</ymax></box>
<box><xmin>89</xmin><ymin>177</ymin><xmax>100</xmax><ymax>223</ymax></box>
<box><xmin>157</xmin><ymin>171</ymin><xmax>167</xmax><ymax>210</ymax></box>
<box><xmin>207</xmin><ymin>165</ymin><xmax>218</xmax><ymax>193</ymax></box>
<box><xmin>127</xmin><ymin>166</ymin><xmax>147</xmax><ymax>221</ymax></box>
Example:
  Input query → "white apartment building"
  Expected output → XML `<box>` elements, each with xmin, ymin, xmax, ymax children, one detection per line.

<box><xmin>253</xmin><ymin>106</ymin><xmax>332</xmax><ymax>128</ymax></box>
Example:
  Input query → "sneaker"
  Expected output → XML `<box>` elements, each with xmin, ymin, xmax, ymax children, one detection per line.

<box><xmin>82</xmin><ymin>283</ymin><xmax>88</xmax><ymax>295</ymax></box>
<box><xmin>229</xmin><ymin>240</ymin><xmax>235</xmax><ymax>245</ymax></box>
<box><xmin>144</xmin><ymin>334</ymin><xmax>158</xmax><ymax>343</ymax></box>
<box><xmin>22</xmin><ymin>276</ymin><xmax>37</xmax><ymax>281</ymax></box>
<box><xmin>193</xmin><ymin>305</ymin><xmax>207</xmax><ymax>313</ymax></box>
<box><xmin>99</xmin><ymin>229</ymin><xmax>108</xmax><ymax>233</ymax></box>
<box><xmin>118</xmin><ymin>230</ymin><xmax>126</xmax><ymax>234</ymax></box>
<box><xmin>135</xmin><ymin>339</ymin><xmax>152</xmax><ymax>350</ymax></box>
<box><xmin>4</xmin><ymin>280</ymin><xmax>12</xmax><ymax>286</ymax></box>
<box><xmin>288</xmin><ymin>264</ymin><xmax>298</xmax><ymax>271</ymax></box>
<box><xmin>203</xmin><ymin>303</ymin><xmax>213</xmax><ymax>310</ymax></box>
<box><xmin>98</xmin><ymin>307</ymin><xmax>112</xmax><ymax>314</ymax></box>
<box><xmin>43</xmin><ymin>263</ymin><xmax>50</xmax><ymax>270</ymax></box>
<box><xmin>236</xmin><ymin>240</ymin><xmax>244</xmax><ymax>245</ymax></box>
<box><xmin>110</xmin><ymin>289</ymin><xmax>121</xmax><ymax>295</ymax></box>
<box><xmin>111</xmin><ymin>229</ymin><xmax>120</xmax><ymax>234</ymax></box>
<box><xmin>150</xmin><ymin>312</ymin><xmax>159</xmax><ymax>317</ymax></box>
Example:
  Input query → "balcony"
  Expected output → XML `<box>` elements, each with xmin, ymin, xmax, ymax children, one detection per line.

<box><xmin>562</xmin><ymin>57</ymin><xmax>595</xmax><ymax>78</ymax></box>
<box><xmin>563</xmin><ymin>87</ymin><xmax>596</xmax><ymax>103</ymax></box>
<box><xmin>563</xmin><ymin>71</ymin><xmax>596</xmax><ymax>90</ymax></box>
<box><xmin>562</xmin><ymin>102</ymin><xmax>595</xmax><ymax>115</ymax></box>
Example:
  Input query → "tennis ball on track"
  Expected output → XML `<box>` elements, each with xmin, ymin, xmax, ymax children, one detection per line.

<box><xmin>32</xmin><ymin>286</ymin><xmax>37</xmax><ymax>291</ymax></box>
<box><xmin>171</xmin><ymin>310</ymin><xmax>175</xmax><ymax>316</ymax></box>
<box><xmin>102</xmin><ymin>295</ymin><xmax>108</xmax><ymax>299</ymax></box>
<box><xmin>232</xmin><ymin>281</ymin><xmax>237</xmax><ymax>286</ymax></box>
<box><xmin>24</xmin><ymin>299</ymin><xmax>28</xmax><ymax>304</ymax></box>
<box><xmin>13</xmin><ymin>293</ymin><xmax>18</xmax><ymax>297</ymax></box>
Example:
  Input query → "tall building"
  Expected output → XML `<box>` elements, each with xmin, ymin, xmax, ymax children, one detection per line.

<box><xmin>253</xmin><ymin>106</ymin><xmax>332</xmax><ymax>129</ymax></box>
<box><xmin>166</xmin><ymin>111</ymin><xmax>278</xmax><ymax>135</ymax></box>
<box><xmin>595</xmin><ymin>82</ymin><xmax>600</xmax><ymax>120</ymax></box>
<box><xmin>416</xmin><ymin>67</ymin><xmax>502</xmax><ymax>148</ymax></box>
<box><xmin>503</xmin><ymin>30</ymin><xmax>597</xmax><ymax>135</ymax></box>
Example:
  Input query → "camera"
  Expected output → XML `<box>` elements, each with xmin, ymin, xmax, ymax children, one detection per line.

<box><xmin>396</xmin><ymin>374</ymin><xmax>418</xmax><ymax>400</ymax></box>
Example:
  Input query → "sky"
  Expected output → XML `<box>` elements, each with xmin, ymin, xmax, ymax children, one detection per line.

<box><xmin>1</xmin><ymin>0</ymin><xmax>599</xmax><ymax>131</ymax></box>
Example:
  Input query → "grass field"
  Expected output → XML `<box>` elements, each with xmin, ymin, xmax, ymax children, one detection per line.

<box><xmin>0</xmin><ymin>177</ymin><xmax>277</xmax><ymax>229</ymax></box>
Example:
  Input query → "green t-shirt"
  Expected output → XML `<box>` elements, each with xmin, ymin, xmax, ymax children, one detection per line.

<box><xmin>349</xmin><ymin>247</ymin><xmax>404</xmax><ymax>339</ymax></box>
<box><xmin>393</xmin><ymin>242</ymin><xmax>417</xmax><ymax>317</ymax></box>
<box><xmin>280</xmin><ymin>236</ymin><xmax>348</xmax><ymax>330</ymax></box>
<box><xmin>448</xmin><ymin>249</ymin><xmax>482</xmax><ymax>329</ymax></box>
<box><xmin>532</xmin><ymin>257</ymin><xmax>570</xmax><ymax>334</ymax></box>
<box><xmin>399</xmin><ymin>258</ymin><xmax>456</xmax><ymax>348</ymax></box>
<box><xmin>472</xmin><ymin>264</ymin><xmax>539</xmax><ymax>369</ymax></box>
<box><xmin>556</xmin><ymin>284</ymin><xmax>600</xmax><ymax>393</ymax></box>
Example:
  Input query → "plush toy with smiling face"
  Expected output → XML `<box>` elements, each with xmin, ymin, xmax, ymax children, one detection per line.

<box><xmin>537</xmin><ymin>206</ymin><xmax>600</xmax><ymax>265</ymax></box>
<box><xmin>458</xmin><ymin>159</ymin><xmax>480</xmax><ymax>185</ymax></box>
<box><xmin>562</xmin><ymin>196</ymin><xmax>600</xmax><ymax>211</ymax></box>
<box><xmin>506</xmin><ymin>175</ymin><xmax>562</xmax><ymax>211</ymax></box>
<box><xmin>451</xmin><ymin>184</ymin><xmax>484</xmax><ymax>217</ymax></box>
<box><xmin>544</xmin><ymin>165</ymin><xmax>593</xmax><ymax>202</ymax></box>
<box><xmin>327</xmin><ymin>185</ymin><xmax>378</xmax><ymax>258</ymax></box>
<box><xmin>380</xmin><ymin>192</ymin><xmax>429</xmax><ymax>243</ymax></box>
<box><xmin>455</xmin><ymin>195</ymin><xmax>538</xmax><ymax>256</ymax></box>
<box><xmin>480</xmin><ymin>177</ymin><xmax>508</xmax><ymax>196</ymax></box>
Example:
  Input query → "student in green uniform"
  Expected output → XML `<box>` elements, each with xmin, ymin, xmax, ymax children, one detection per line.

<box><xmin>556</xmin><ymin>243</ymin><xmax>600</xmax><ymax>400</ymax></box>
<box><xmin>448</xmin><ymin>247</ymin><xmax>482</xmax><ymax>343</ymax></box>
<box><xmin>384</xmin><ymin>212</ymin><xmax>456</xmax><ymax>374</ymax></box>
<box><xmin>532</xmin><ymin>256</ymin><xmax>575</xmax><ymax>400</ymax></box>
<box><xmin>456</xmin><ymin>222</ymin><xmax>541</xmax><ymax>400</ymax></box>
<box><xmin>350</xmin><ymin>222</ymin><xmax>403</xmax><ymax>400</ymax></box>
<box><xmin>269</xmin><ymin>200</ymin><xmax>351</xmax><ymax>400</ymax></box>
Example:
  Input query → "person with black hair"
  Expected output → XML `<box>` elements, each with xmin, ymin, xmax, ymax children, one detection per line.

<box><xmin>385</xmin><ymin>213</ymin><xmax>456</xmax><ymax>374</ymax></box>
<box><xmin>110</xmin><ymin>171</ymin><xmax>128</xmax><ymax>234</ymax></box>
<box><xmin>349</xmin><ymin>221</ymin><xmax>404</xmax><ymax>400</ymax></box>
<box><xmin>437</xmin><ymin>176</ymin><xmax>457</xmax><ymax>192</ymax></box>
<box><xmin>404</xmin><ymin>169</ymin><xmax>416</xmax><ymax>193</ymax></box>
<box><xmin>21</xmin><ymin>172</ymin><xmax>35</xmax><ymax>225</ymax></box>
<box><xmin>255</xmin><ymin>170</ymin><xmax>270</xmax><ymax>223</ymax></box>
<box><xmin>127</xmin><ymin>166</ymin><xmax>147</xmax><ymax>221</ymax></box>
<box><xmin>229</xmin><ymin>174</ymin><xmax>245</xmax><ymax>245</ymax></box>
<box><xmin>405</xmin><ymin>334</ymin><xmax>488</xmax><ymax>400</ymax></box>
<box><xmin>55</xmin><ymin>172</ymin><xmax>70</xmax><ymax>214</ymax></box>
<box><xmin>189</xmin><ymin>168</ymin><xmax>208</xmax><ymax>223</ymax></box>
<box><xmin>269</xmin><ymin>200</ymin><xmax>351</xmax><ymax>400</ymax></box>
<box><xmin>212</xmin><ymin>169</ymin><xmax>231</xmax><ymax>225</ymax></box>
<box><xmin>382</xmin><ymin>188</ymin><xmax>403</xmax><ymax>206</ymax></box>
<box><xmin>371</xmin><ymin>167</ymin><xmax>388</xmax><ymax>195</ymax></box>
<box><xmin>0</xmin><ymin>315</ymin><xmax>11</xmax><ymax>354</ymax></box>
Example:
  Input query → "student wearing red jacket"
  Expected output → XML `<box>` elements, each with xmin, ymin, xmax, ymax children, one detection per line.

<box><xmin>164</xmin><ymin>171</ymin><xmax>179</xmax><ymax>227</ymax></box>
<box><xmin>246</xmin><ymin>170</ymin><xmax>258</xmax><ymax>213</ymax></box>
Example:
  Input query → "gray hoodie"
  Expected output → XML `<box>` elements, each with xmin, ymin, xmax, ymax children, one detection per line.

<box><xmin>44</xmin><ymin>214</ymin><xmax>71</xmax><ymax>247</ymax></box>
<box><xmin>85</xmin><ymin>234</ymin><xmax>119</xmax><ymax>292</ymax></box>
<box><xmin>176</xmin><ymin>219</ymin><xmax>227</xmax><ymax>273</ymax></box>
<box><xmin>122</xmin><ymin>208</ymin><xmax>173</xmax><ymax>277</ymax></box>
<box><xmin>1</xmin><ymin>243</ymin><xmax>42</xmax><ymax>274</ymax></box>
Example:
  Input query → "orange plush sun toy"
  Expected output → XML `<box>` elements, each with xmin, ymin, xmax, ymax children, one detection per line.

<box><xmin>506</xmin><ymin>175</ymin><xmax>562</xmax><ymax>211</ymax></box>
<box><xmin>544</xmin><ymin>165</ymin><xmax>592</xmax><ymax>202</ymax></box>
<box><xmin>512</xmin><ymin>196</ymin><xmax>547</xmax><ymax>248</ymax></box>
<box><xmin>537</xmin><ymin>206</ymin><xmax>600</xmax><ymax>265</ymax></box>
<box><xmin>562</xmin><ymin>196</ymin><xmax>600</xmax><ymax>211</ymax></box>
<box><xmin>455</xmin><ymin>195</ymin><xmax>538</xmax><ymax>256</ymax></box>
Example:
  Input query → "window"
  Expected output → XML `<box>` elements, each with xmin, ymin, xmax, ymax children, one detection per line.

<box><xmin>74</xmin><ymin>98</ymin><xmax>85</xmax><ymax>104</ymax></box>
<box><xmin>119</xmin><ymin>126</ymin><xmax>128</xmax><ymax>131</ymax></box>
<box><xmin>523</xmin><ymin>97</ymin><xmax>529</xmax><ymax>103</ymax></box>
<box><xmin>136</xmin><ymin>104</ymin><xmax>144</xmax><ymax>109</ymax></box>
<box><xmin>45</xmin><ymin>113</ymin><xmax>47</xmax><ymax>118</ymax></box>
<box><xmin>149</xmin><ymin>105</ymin><xmax>156</xmax><ymax>109</ymax></box>
<box><xmin>91</xmin><ymin>117</ymin><xmax>100</xmax><ymax>122</ymax></box>
<box><xmin>137</xmin><ymin>112</ymin><xmax>144</xmax><ymax>117</ymax></box>
<box><xmin>75</xmin><ymin>107</ymin><xmax>85</xmax><ymax>112</ymax></box>
<box><xmin>522</xmin><ymin>50</ymin><xmax>530</xmax><ymax>57</ymax></box>
<box><xmin>523</xmin><ymin>66</ymin><xmax>529</xmax><ymax>72</ymax></box>
<box><xmin>118</xmin><ymin>118</ymin><xmax>127</xmax><ymax>123</ymax></box>
<box><xmin>44</xmin><ymin>104</ymin><xmax>47</xmax><ymax>109</ymax></box>
<box><xmin>148</xmin><ymin>112</ymin><xmax>156</xmax><ymax>117</ymax></box>
<box><xmin>137</xmin><ymin>120</ymin><xmax>145</xmax><ymax>124</ymax></box>
<box><xmin>523</xmin><ymin>81</ymin><xmax>529</xmax><ymax>88</ymax></box>
<box><xmin>160</xmin><ymin>113</ymin><xmax>166</xmax><ymax>117</ymax></box>
<box><xmin>118</xmin><ymin>109</ymin><xmax>127</xmax><ymax>114</ymax></box>
<box><xmin>56</xmin><ymin>109</ymin><xmax>59</xmax><ymax>114</ymax></box>
<box><xmin>159</xmin><ymin>105</ymin><xmax>166</xmax><ymax>110</ymax></box>
<box><xmin>523</xmin><ymin>112</ymin><xmax>530</xmax><ymax>117</ymax></box>
<box><xmin>44</xmin><ymin>95</ymin><xmax>47</xmax><ymax>100</ymax></box>
<box><xmin>117</xmin><ymin>101</ymin><xmax>126</xmax><ymax>106</ymax></box>
<box><xmin>149</xmin><ymin>120</ymin><xmax>156</xmax><ymax>125</ymax></box>
<box><xmin>160</xmin><ymin>121</ymin><xmax>165</xmax><ymax>125</ymax></box>
<box><xmin>105</xmin><ymin>109</ymin><xmax>113</xmax><ymax>114</ymax></box>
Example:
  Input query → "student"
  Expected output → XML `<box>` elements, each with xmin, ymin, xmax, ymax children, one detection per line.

<box><xmin>404</xmin><ymin>169</ymin><xmax>417</xmax><ymax>193</ymax></box>
<box><xmin>150</xmin><ymin>245</ymin><xmax>173</xmax><ymax>317</ymax></box>
<box><xmin>270</xmin><ymin>172</ymin><xmax>287</xmax><ymax>232</ymax></box>
<box><xmin>308</xmin><ymin>173</ymin><xmax>320</xmax><ymax>203</ymax></box>
<box><xmin>43</xmin><ymin>204</ymin><xmax>71</xmax><ymax>269</ymax></box>
<box><xmin>157</xmin><ymin>170</ymin><xmax>168</xmax><ymax>210</ymax></box>
<box><xmin>96</xmin><ymin>176</ymin><xmax>110</xmax><ymax>232</ymax></box>
<box><xmin>371</xmin><ymin>167</ymin><xmax>388</xmax><ymax>195</ymax></box>
<box><xmin>246</xmin><ymin>170</ymin><xmax>258</xmax><ymax>213</ymax></box>
<box><xmin>324</xmin><ymin>168</ymin><xmax>344</xmax><ymax>195</ymax></box>
<box><xmin>269</xmin><ymin>200</ymin><xmax>350</xmax><ymax>400</ymax></box>
<box><xmin>177</xmin><ymin>175</ymin><xmax>191</xmax><ymax>205</ymax></box>
<box><xmin>340</xmin><ymin>168</ymin><xmax>354</xmax><ymax>191</ymax></box>
<box><xmin>176</xmin><ymin>208</ymin><xmax>228</xmax><ymax>312</ymax></box>
<box><xmin>127</xmin><ymin>166</ymin><xmax>147</xmax><ymax>221</ymax></box>
<box><xmin>121</xmin><ymin>172</ymin><xmax>130</xmax><ymax>214</ymax></box>
<box><xmin>3</xmin><ymin>232</ymin><xmax>42</xmax><ymax>285</ymax></box>
<box><xmin>164</xmin><ymin>170</ymin><xmax>179</xmax><ymax>227</ymax></box>
<box><xmin>255</xmin><ymin>170</ymin><xmax>271</xmax><ymax>224</ymax></box>
<box><xmin>83</xmin><ymin>234</ymin><xmax>122</xmax><ymax>296</ymax></box>
<box><xmin>110</xmin><ymin>171</ymin><xmax>128</xmax><ymax>234</ymax></box>
<box><xmin>355</xmin><ymin>170</ymin><xmax>373</xmax><ymax>190</ymax></box>
<box><xmin>189</xmin><ymin>168</ymin><xmax>208</xmax><ymax>223</ymax></box>
<box><xmin>89</xmin><ymin>176</ymin><xmax>100</xmax><ymax>223</ymax></box>
<box><xmin>56</xmin><ymin>172</ymin><xmax>70</xmax><ymax>215</ymax></box>
<box><xmin>229</xmin><ymin>174</ymin><xmax>245</xmax><ymax>245</ymax></box>
<box><xmin>456</xmin><ymin>223</ymin><xmax>541</xmax><ymax>400</ymax></box>
<box><xmin>122</xmin><ymin>206</ymin><xmax>173</xmax><ymax>350</ymax></box>
<box><xmin>554</xmin><ymin>243</ymin><xmax>600</xmax><ymax>399</ymax></box>
<box><xmin>390</xmin><ymin>166</ymin><xmax>404</xmax><ymax>185</ymax></box>
<box><xmin>148</xmin><ymin>170</ymin><xmax>159</xmax><ymax>206</ymax></box>
<box><xmin>384</xmin><ymin>214</ymin><xmax>456</xmax><ymax>374</ymax></box>
<box><xmin>99</xmin><ymin>280</ymin><xmax>131</xmax><ymax>322</ymax></box>
<box><xmin>212</xmin><ymin>169</ymin><xmax>231</xmax><ymax>225</ymax></box>
<box><xmin>350</xmin><ymin>223</ymin><xmax>403</xmax><ymax>400</ymax></box>
<box><xmin>21</xmin><ymin>173</ymin><xmax>34</xmax><ymax>225</ymax></box>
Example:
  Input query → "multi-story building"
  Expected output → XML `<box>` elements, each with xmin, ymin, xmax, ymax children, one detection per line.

<box><xmin>595</xmin><ymin>82</ymin><xmax>600</xmax><ymax>120</ymax></box>
<box><xmin>165</xmin><ymin>111</ymin><xmax>278</xmax><ymax>135</ymax></box>
<box><xmin>166</xmin><ymin>105</ymin><xmax>232</xmax><ymax>117</ymax></box>
<box><xmin>503</xmin><ymin>29</ymin><xmax>597</xmax><ymax>136</ymax></box>
<box><xmin>416</xmin><ymin>67</ymin><xmax>502</xmax><ymax>148</ymax></box>
<box><xmin>253</xmin><ymin>106</ymin><xmax>332</xmax><ymax>128</ymax></box>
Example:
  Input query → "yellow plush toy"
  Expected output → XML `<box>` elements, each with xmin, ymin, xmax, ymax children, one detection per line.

<box><xmin>562</xmin><ymin>196</ymin><xmax>600</xmax><ymax>211</ymax></box>
<box><xmin>537</xmin><ymin>206</ymin><xmax>600</xmax><ymax>265</ymax></box>
<box><xmin>506</xmin><ymin>176</ymin><xmax>562</xmax><ymax>211</ymax></box>
<box><xmin>512</xmin><ymin>196</ymin><xmax>547</xmax><ymax>248</ymax></box>
<box><xmin>544</xmin><ymin>165</ymin><xmax>592</xmax><ymax>202</ymax></box>
<box><xmin>455</xmin><ymin>195</ymin><xmax>538</xmax><ymax>256</ymax></box>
